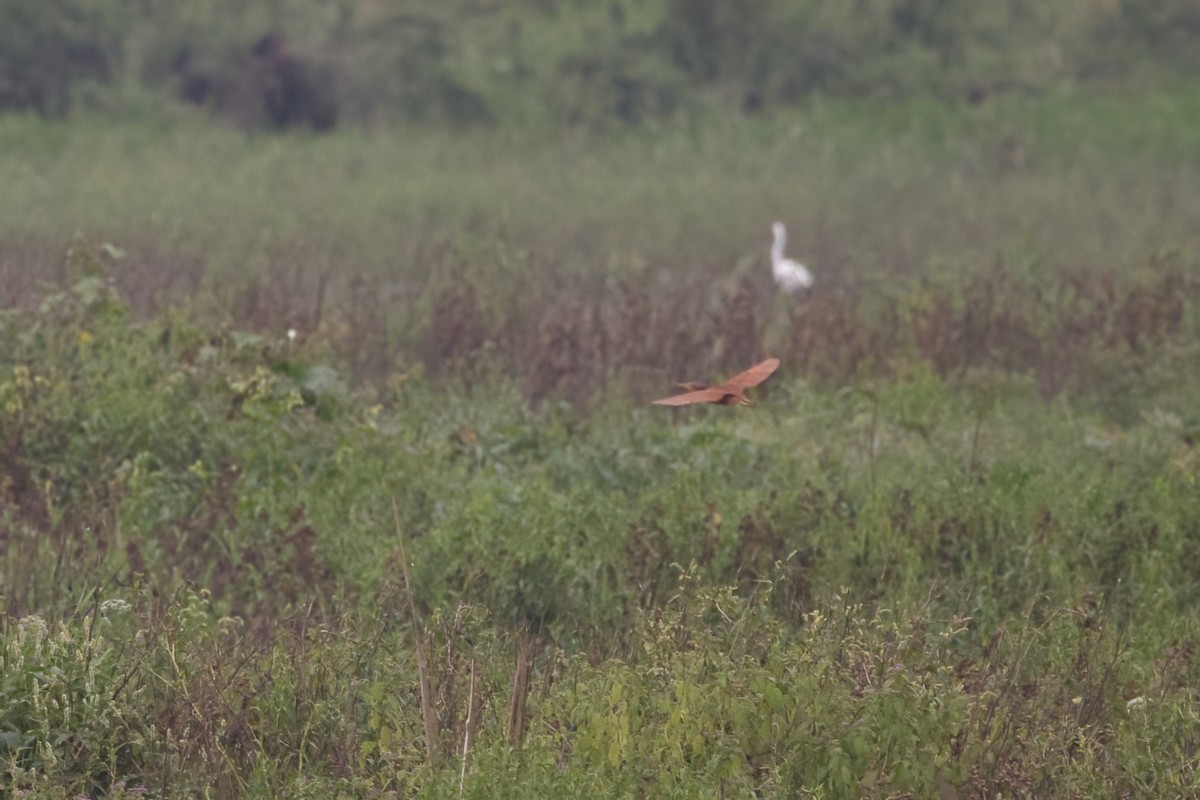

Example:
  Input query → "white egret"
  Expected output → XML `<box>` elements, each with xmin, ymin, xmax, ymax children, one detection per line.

<box><xmin>770</xmin><ymin>221</ymin><xmax>813</xmax><ymax>292</ymax></box>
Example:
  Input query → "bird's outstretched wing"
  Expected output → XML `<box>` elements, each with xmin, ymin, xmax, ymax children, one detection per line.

<box><xmin>722</xmin><ymin>358</ymin><xmax>780</xmax><ymax>392</ymax></box>
<box><xmin>653</xmin><ymin>358</ymin><xmax>780</xmax><ymax>407</ymax></box>
<box><xmin>652</xmin><ymin>387</ymin><xmax>735</xmax><ymax>406</ymax></box>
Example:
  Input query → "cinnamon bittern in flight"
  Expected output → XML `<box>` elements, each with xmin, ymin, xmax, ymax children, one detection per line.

<box><xmin>652</xmin><ymin>358</ymin><xmax>780</xmax><ymax>407</ymax></box>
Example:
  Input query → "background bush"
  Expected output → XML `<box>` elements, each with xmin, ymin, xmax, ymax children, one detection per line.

<box><xmin>1</xmin><ymin>0</ymin><xmax>1197</xmax><ymax>127</ymax></box>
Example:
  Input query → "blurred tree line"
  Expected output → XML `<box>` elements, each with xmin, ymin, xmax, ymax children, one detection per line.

<box><xmin>0</xmin><ymin>0</ymin><xmax>1196</xmax><ymax>130</ymax></box>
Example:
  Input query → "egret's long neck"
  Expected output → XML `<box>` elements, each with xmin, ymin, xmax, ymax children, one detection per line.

<box><xmin>771</xmin><ymin>229</ymin><xmax>786</xmax><ymax>261</ymax></box>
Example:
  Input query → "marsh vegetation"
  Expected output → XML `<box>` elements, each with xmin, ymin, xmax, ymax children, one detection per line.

<box><xmin>2</xmin><ymin>2</ymin><xmax>1199</xmax><ymax>797</ymax></box>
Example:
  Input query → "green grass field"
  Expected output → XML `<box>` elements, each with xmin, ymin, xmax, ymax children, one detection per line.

<box><xmin>1</xmin><ymin>85</ymin><xmax>1199</xmax><ymax>798</ymax></box>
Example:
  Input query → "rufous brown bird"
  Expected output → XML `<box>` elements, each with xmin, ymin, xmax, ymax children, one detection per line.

<box><xmin>652</xmin><ymin>358</ymin><xmax>780</xmax><ymax>407</ymax></box>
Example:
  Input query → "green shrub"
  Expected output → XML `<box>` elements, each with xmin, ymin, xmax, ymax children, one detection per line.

<box><xmin>0</xmin><ymin>610</ymin><xmax>141</xmax><ymax>796</ymax></box>
<box><xmin>0</xmin><ymin>0</ymin><xmax>126</xmax><ymax>114</ymax></box>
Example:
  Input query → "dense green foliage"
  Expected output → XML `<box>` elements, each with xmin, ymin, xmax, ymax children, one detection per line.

<box><xmin>1</xmin><ymin>236</ymin><xmax>1198</xmax><ymax>797</ymax></box>
<box><xmin>1</xmin><ymin>0</ymin><xmax>1198</xmax><ymax>126</ymax></box>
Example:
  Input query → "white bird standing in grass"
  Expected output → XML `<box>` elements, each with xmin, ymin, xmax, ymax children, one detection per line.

<box><xmin>770</xmin><ymin>221</ymin><xmax>813</xmax><ymax>292</ymax></box>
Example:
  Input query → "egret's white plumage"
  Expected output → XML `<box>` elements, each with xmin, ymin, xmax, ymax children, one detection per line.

<box><xmin>770</xmin><ymin>221</ymin><xmax>813</xmax><ymax>292</ymax></box>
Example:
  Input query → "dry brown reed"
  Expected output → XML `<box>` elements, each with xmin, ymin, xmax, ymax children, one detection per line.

<box><xmin>2</xmin><ymin>233</ymin><xmax>1193</xmax><ymax>407</ymax></box>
